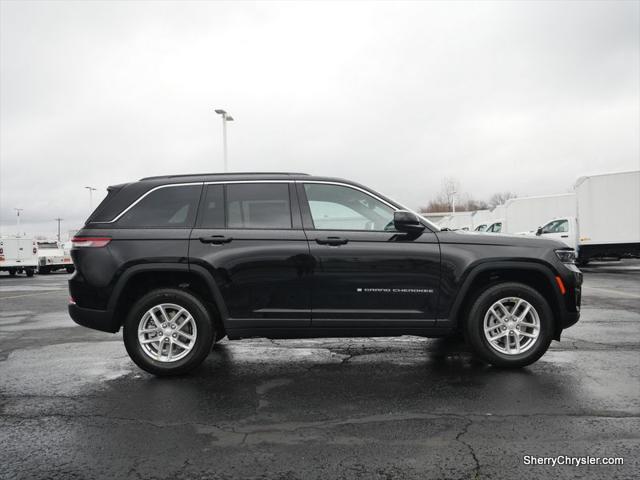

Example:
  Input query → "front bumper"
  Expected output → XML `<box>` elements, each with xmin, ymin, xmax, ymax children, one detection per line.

<box><xmin>69</xmin><ymin>303</ymin><xmax>119</xmax><ymax>333</ymax></box>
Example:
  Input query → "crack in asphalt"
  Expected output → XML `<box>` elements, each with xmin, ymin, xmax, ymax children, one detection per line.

<box><xmin>455</xmin><ymin>418</ymin><xmax>480</xmax><ymax>479</ymax></box>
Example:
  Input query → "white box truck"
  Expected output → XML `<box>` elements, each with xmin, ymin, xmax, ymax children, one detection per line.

<box><xmin>501</xmin><ymin>193</ymin><xmax>577</xmax><ymax>234</ymax></box>
<box><xmin>485</xmin><ymin>205</ymin><xmax>506</xmax><ymax>233</ymax></box>
<box><xmin>0</xmin><ymin>237</ymin><xmax>38</xmax><ymax>276</ymax></box>
<box><xmin>472</xmin><ymin>209</ymin><xmax>493</xmax><ymax>231</ymax></box>
<box><xmin>446</xmin><ymin>212</ymin><xmax>474</xmax><ymax>230</ymax></box>
<box><xmin>537</xmin><ymin>171</ymin><xmax>640</xmax><ymax>264</ymax></box>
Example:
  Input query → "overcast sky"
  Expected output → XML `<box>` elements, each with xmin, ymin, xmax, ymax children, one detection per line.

<box><xmin>1</xmin><ymin>0</ymin><xmax>639</xmax><ymax>238</ymax></box>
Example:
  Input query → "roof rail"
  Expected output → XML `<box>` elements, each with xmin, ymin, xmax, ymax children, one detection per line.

<box><xmin>139</xmin><ymin>172</ymin><xmax>309</xmax><ymax>181</ymax></box>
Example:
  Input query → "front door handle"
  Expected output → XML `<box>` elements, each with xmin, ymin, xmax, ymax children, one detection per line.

<box><xmin>199</xmin><ymin>235</ymin><xmax>233</xmax><ymax>245</ymax></box>
<box><xmin>561</xmin><ymin>235</ymin><xmax>569</xmax><ymax>238</ymax></box>
<box><xmin>316</xmin><ymin>236</ymin><xmax>348</xmax><ymax>246</ymax></box>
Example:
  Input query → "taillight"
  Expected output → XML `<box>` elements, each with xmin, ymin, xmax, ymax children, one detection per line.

<box><xmin>71</xmin><ymin>237</ymin><xmax>111</xmax><ymax>248</ymax></box>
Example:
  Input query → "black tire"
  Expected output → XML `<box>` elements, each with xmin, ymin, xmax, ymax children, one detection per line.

<box><xmin>8</xmin><ymin>269</ymin><xmax>16</xmax><ymax>276</ymax></box>
<box><xmin>25</xmin><ymin>268</ymin><xmax>34</xmax><ymax>278</ymax></box>
<box><xmin>65</xmin><ymin>266</ymin><xmax>75</xmax><ymax>274</ymax></box>
<box><xmin>465</xmin><ymin>282</ymin><xmax>554</xmax><ymax>368</ymax></box>
<box><xmin>123</xmin><ymin>288</ymin><xmax>216</xmax><ymax>376</ymax></box>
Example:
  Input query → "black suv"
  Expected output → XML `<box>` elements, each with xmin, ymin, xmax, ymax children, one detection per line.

<box><xmin>69</xmin><ymin>173</ymin><xmax>582</xmax><ymax>375</ymax></box>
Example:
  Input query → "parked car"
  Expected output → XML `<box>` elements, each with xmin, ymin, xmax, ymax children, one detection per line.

<box><xmin>69</xmin><ymin>173</ymin><xmax>582</xmax><ymax>375</ymax></box>
<box><xmin>37</xmin><ymin>241</ymin><xmax>74</xmax><ymax>274</ymax></box>
<box><xmin>536</xmin><ymin>171</ymin><xmax>640</xmax><ymax>264</ymax></box>
<box><xmin>0</xmin><ymin>237</ymin><xmax>37</xmax><ymax>276</ymax></box>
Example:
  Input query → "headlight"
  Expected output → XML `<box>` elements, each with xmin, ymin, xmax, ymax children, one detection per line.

<box><xmin>555</xmin><ymin>249</ymin><xmax>576</xmax><ymax>264</ymax></box>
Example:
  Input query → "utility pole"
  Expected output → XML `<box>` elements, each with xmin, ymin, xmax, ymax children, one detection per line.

<box><xmin>84</xmin><ymin>186</ymin><xmax>97</xmax><ymax>211</ymax></box>
<box><xmin>14</xmin><ymin>208</ymin><xmax>23</xmax><ymax>237</ymax></box>
<box><xmin>214</xmin><ymin>109</ymin><xmax>234</xmax><ymax>172</ymax></box>
<box><xmin>54</xmin><ymin>218</ymin><xmax>63</xmax><ymax>242</ymax></box>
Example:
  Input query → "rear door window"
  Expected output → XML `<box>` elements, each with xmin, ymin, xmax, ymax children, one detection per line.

<box><xmin>226</xmin><ymin>183</ymin><xmax>292</xmax><ymax>229</ymax></box>
<box><xmin>117</xmin><ymin>185</ymin><xmax>202</xmax><ymax>228</ymax></box>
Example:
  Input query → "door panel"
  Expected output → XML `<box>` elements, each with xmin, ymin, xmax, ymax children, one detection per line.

<box><xmin>306</xmin><ymin>230</ymin><xmax>440</xmax><ymax>326</ymax></box>
<box><xmin>189</xmin><ymin>229</ymin><xmax>312</xmax><ymax>328</ymax></box>
<box><xmin>298</xmin><ymin>182</ymin><xmax>441</xmax><ymax>327</ymax></box>
<box><xmin>190</xmin><ymin>182</ymin><xmax>312</xmax><ymax>329</ymax></box>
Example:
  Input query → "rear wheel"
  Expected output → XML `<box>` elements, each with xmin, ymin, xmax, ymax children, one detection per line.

<box><xmin>25</xmin><ymin>268</ymin><xmax>34</xmax><ymax>277</ymax></box>
<box><xmin>123</xmin><ymin>288</ymin><xmax>215</xmax><ymax>376</ymax></box>
<box><xmin>8</xmin><ymin>269</ymin><xmax>16</xmax><ymax>276</ymax></box>
<box><xmin>65</xmin><ymin>266</ymin><xmax>75</xmax><ymax>274</ymax></box>
<box><xmin>465</xmin><ymin>282</ymin><xmax>553</xmax><ymax>368</ymax></box>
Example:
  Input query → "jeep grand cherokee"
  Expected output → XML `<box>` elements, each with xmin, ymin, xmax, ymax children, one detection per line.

<box><xmin>68</xmin><ymin>173</ymin><xmax>582</xmax><ymax>375</ymax></box>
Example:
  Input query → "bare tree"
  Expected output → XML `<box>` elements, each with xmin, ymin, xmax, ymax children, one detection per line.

<box><xmin>488</xmin><ymin>191</ymin><xmax>517</xmax><ymax>208</ymax></box>
<box><xmin>419</xmin><ymin>178</ymin><xmax>512</xmax><ymax>213</ymax></box>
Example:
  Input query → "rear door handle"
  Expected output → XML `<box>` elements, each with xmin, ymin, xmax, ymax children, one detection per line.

<box><xmin>199</xmin><ymin>235</ymin><xmax>233</xmax><ymax>245</ymax></box>
<box><xmin>316</xmin><ymin>236</ymin><xmax>348</xmax><ymax>246</ymax></box>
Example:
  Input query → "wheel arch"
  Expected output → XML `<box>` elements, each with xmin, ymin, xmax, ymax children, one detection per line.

<box><xmin>108</xmin><ymin>263</ymin><xmax>229</xmax><ymax>335</ymax></box>
<box><xmin>449</xmin><ymin>261</ymin><xmax>565</xmax><ymax>340</ymax></box>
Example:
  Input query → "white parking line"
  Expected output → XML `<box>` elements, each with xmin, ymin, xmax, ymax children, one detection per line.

<box><xmin>0</xmin><ymin>290</ymin><xmax>64</xmax><ymax>300</ymax></box>
<box><xmin>582</xmin><ymin>286</ymin><xmax>640</xmax><ymax>299</ymax></box>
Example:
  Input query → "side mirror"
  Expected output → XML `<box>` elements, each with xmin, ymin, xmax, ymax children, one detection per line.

<box><xmin>536</xmin><ymin>226</ymin><xmax>542</xmax><ymax>236</ymax></box>
<box><xmin>393</xmin><ymin>211</ymin><xmax>425</xmax><ymax>233</ymax></box>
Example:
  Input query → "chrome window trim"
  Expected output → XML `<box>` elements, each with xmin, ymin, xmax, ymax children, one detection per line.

<box><xmin>96</xmin><ymin>182</ymin><xmax>204</xmax><ymax>224</ymax></box>
<box><xmin>97</xmin><ymin>179</ymin><xmax>439</xmax><ymax>231</ymax></box>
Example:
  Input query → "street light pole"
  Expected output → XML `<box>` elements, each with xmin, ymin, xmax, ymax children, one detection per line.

<box><xmin>14</xmin><ymin>208</ymin><xmax>23</xmax><ymax>236</ymax></box>
<box><xmin>54</xmin><ymin>218</ymin><xmax>63</xmax><ymax>242</ymax></box>
<box><xmin>214</xmin><ymin>109</ymin><xmax>234</xmax><ymax>172</ymax></box>
<box><xmin>84</xmin><ymin>186</ymin><xmax>97</xmax><ymax>211</ymax></box>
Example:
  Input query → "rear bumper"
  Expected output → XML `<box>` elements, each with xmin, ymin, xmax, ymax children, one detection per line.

<box><xmin>68</xmin><ymin>303</ymin><xmax>119</xmax><ymax>333</ymax></box>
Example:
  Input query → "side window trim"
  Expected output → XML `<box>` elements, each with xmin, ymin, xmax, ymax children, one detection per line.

<box><xmin>114</xmin><ymin>183</ymin><xmax>203</xmax><ymax>229</ymax></box>
<box><xmin>98</xmin><ymin>182</ymin><xmax>204</xmax><ymax>224</ymax></box>
<box><xmin>194</xmin><ymin>181</ymin><xmax>301</xmax><ymax>230</ymax></box>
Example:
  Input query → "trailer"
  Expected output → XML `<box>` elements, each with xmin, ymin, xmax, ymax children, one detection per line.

<box><xmin>537</xmin><ymin>171</ymin><xmax>640</xmax><ymax>263</ymax></box>
<box><xmin>0</xmin><ymin>237</ymin><xmax>38</xmax><ymax>276</ymax></box>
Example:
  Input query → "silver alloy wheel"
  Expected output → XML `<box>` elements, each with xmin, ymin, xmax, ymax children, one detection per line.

<box><xmin>137</xmin><ymin>303</ymin><xmax>197</xmax><ymax>363</ymax></box>
<box><xmin>483</xmin><ymin>297</ymin><xmax>540</xmax><ymax>355</ymax></box>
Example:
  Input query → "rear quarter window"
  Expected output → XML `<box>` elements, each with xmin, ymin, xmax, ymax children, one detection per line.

<box><xmin>116</xmin><ymin>185</ymin><xmax>202</xmax><ymax>228</ymax></box>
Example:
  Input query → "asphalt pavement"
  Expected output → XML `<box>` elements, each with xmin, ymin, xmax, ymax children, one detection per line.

<box><xmin>1</xmin><ymin>261</ymin><xmax>639</xmax><ymax>479</ymax></box>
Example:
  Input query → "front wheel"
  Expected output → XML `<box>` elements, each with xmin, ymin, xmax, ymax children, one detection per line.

<box><xmin>123</xmin><ymin>288</ymin><xmax>216</xmax><ymax>376</ymax></box>
<box><xmin>465</xmin><ymin>282</ymin><xmax>553</xmax><ymax>368</ymax></box>
<box><xmin>25</xmin><ymin>268</ymin><xmax>35</xmax><ymax>277</ymax></box>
